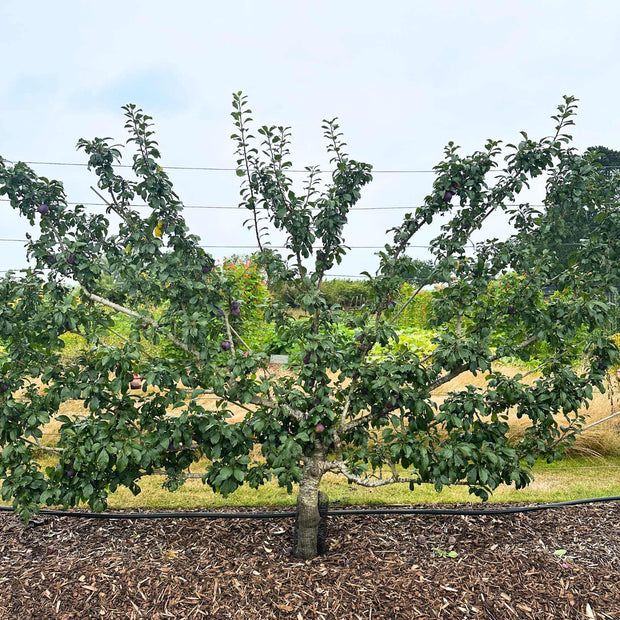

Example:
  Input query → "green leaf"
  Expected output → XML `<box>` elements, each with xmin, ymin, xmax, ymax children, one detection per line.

<box><xmin>97</xmin><ymin>450</ymin><xmax>110</xmax><ymax>469</ymax></box>
<box><xmin>116</xmin><ymin>452</ymin><xmax>128</xmax><ymax>473</ymax></box>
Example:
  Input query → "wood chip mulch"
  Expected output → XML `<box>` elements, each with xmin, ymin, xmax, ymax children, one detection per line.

<box><xmin>0</xmin><ymin>503</ymin><xmax>618</xmax><ymax>619</ymax></box>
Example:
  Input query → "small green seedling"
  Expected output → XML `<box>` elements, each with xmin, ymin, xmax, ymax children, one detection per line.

<box><xmin>432</xmin><ymin>547</ymin><xmax>458</xmax><ymax>559</ymax></box>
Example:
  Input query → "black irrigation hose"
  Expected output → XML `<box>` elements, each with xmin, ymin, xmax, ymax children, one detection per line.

<box><xmin>0</xmin><ymin>495</ymin><xmax>618</xmax><ymax>520</ymax></box>
<box><xmin>329</xmin><ymin>495</ymin><xmax>620</xmax><ymax>517</ymax></box>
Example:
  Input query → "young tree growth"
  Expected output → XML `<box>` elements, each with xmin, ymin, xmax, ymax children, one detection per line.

<box><xmin>0</xmin><ymin>95</ymin><xmax>618</xmax><ymax>559</ymax></box>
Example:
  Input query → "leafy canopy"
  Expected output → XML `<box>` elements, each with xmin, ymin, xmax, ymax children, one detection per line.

<box><xmin>0</xmin><ymin>95</ymin><xmax>618</xmax><ymax>524</ymax></box>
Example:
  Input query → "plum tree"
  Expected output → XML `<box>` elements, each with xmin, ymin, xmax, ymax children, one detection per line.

<box><xmin>0</xmin><ymin>95</ymin><xmax>618</xmax><ymax>560</ymax></box>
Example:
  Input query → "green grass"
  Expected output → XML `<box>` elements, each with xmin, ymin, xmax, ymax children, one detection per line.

<box><xmin>13</xmin><ymin>455</ymin><xmax>618</xmax><ymax>511</ymax></box>
<box><xmin>110</xmin><ymin>456</ymin><xmax>620</xmax><ymax>509</ymax></box>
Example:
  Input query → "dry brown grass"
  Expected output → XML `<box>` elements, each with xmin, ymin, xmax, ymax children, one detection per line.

<box><xmin>433</xmin><ymin>364</ymin><xmax>620</xmax><ymax>456</ymax></box>
<box><xmin>36</xmin><ymin>363</ymin><xmax>620</xmax><ymax>456</ymax></box>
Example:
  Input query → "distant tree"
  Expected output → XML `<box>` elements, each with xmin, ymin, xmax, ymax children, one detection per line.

<box><xmin>406</xmin><ymin>259</ymin><xmax>436</xmax><ymax>287</ymax></box>
<box><xmin>584</xmin><ymin>146</ymin><xmax>620</xmax><ymax>297</ymax></box>
<box><xmin>538</xmin><ymin>144</ymin><xmax>619</xmax><ymax>274</ymax></box>
<box><xmin>586</xmin><ymin>145</ymin><xmax>620</xmax><ymax>174</ymax></box>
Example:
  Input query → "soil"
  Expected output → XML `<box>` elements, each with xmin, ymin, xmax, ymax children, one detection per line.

<box><xmin>0</xmin><ymin>502</ymin><xmax>618</xmax><ymax>619</ymax></box>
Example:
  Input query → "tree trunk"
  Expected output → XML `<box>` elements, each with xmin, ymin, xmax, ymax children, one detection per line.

<box><xmin>293</xmin><ymin>453</ymin><xmax>327</xmax><ymax>560</ymax></box>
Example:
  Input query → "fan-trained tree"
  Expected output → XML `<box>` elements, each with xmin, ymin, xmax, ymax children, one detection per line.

<box><xmin>0</xmin><ymin>95</ymin><xmax>618</xmax><ymax>559</ymax></box>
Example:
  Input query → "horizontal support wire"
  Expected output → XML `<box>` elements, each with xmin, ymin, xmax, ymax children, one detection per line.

<box><xmin>0</xmin><ymin>198</ymin><xmax>552</xmax><ymax>211</ymax></box>
<box><xmin>5</xmin><ymin>159</ymin><xmax>620</xmax><ymax>174</ymax></box>
<box><xmin>3</xmin><ymin>159</ymin><xmax>437</xmax><ymax>174</ymax></box>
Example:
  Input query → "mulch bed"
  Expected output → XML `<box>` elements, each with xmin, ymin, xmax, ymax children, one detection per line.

<box><xmin>0</xmin><ymin>503</ymin><xmax>618</xmax><ymax>619</ymax></box>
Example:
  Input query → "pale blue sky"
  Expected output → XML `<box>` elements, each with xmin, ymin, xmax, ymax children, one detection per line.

<box><xmin>2</xmin><ymin>0</ymin><xmax>620</xmax><ymax>276</ymax></box>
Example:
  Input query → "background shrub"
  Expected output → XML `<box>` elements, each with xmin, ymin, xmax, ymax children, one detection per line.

<box><xmin>320</xmin><ymin>279</ymin><xmax>370</xmax><ymax>308</ymax></box>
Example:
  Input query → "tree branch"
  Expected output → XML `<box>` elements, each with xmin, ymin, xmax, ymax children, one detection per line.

<box><xmin>580</xmin><ymin>410</ymin><xmax>620</xmax><ymax>432</ymax></box>
<box><xmin>90</xmin><ymin>186</ymin><xmax>137</xmax><ymax>228</ymax></box>
<box><xmin>341</xmin><ymin>411</ymin><xmax>374</xmax><ymax>433</ymax></box>
<box><xmin>248</xmin><ymin>394</ymin><xmax>305</xmax><ymax>422</ymax></box>
<box><xmin>393</xmin><ymin>283</ymin><xmax>425</xmax><ymax>322</ymax></box>
<box><xmin>329</xmin><ymin>460</ymin><xmax>423</xmax><ymax>487</ymax></box>
<box><xmin>80</xmin><ymin>287</ymin><xmax>201</xmax><ymax>361</ymax></box>
<box><xmin>236</xmin><ymin>106</ymin><xmax>263</xmax><ymax>252</ymax></box>
<box><xmin>24</xmin><ymin>438</ymin><xmax>62</xmax><ymax>455</ymax></box>
<box><xmin>222</xmin><ymin>312</ymin><xmax>236</xmax><ymax>357</ymax></box>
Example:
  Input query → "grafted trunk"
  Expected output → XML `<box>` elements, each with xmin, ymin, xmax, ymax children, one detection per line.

<box><xmin>293</xmin><ymin>453</ymin><xmax>328</xmax><ymax>560</ymax></box>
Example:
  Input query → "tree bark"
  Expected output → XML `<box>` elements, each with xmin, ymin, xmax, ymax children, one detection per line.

<box><xmin>293</xmin><ymin>452</ymin><xmax>326</xmax><ymax>560</ymax></box>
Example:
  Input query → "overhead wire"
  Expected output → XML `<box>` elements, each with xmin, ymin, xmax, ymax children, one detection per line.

<box><xmin>5</xmin><ymin>159</ymin><xmax>620</xmax><ymax>173</ymax></box>
<box><xmin>3</xmin><ymin>159</ymin><xmax>437</xmax><ymax>174</ymax></box>
<box><xmin>0</xmin><ymin>198</ymin><xmax>550</xmax><ymax>211</ymax></box>
<box><xmin>0</xmin><ymin>239</ymin><xmax>430</xmax><ymax>249</ymax></box>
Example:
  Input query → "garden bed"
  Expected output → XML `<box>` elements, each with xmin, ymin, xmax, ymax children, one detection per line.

<box><xmin>0</xmin><ymin>502</ymin><xmax>618</xmax><ymax>618</ymax></box>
